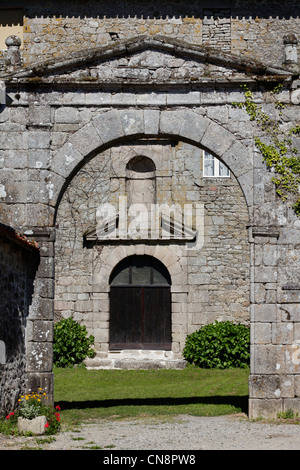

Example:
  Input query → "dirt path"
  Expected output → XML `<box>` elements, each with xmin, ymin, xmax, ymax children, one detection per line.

<box><xmin>1</xmin><ymin>413</ymin><xmax>300</xmax><ymax>451</ymax></box>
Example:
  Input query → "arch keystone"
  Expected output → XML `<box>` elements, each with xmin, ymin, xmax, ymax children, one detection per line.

<box><xmin>143</xmin><ymin>109</ymin><xmax>160</xmax><ymax>135</ymax></box>
<box><xmin>159</xmin><ymin>109</ymin><xmax>186</xmax><ymax>136</ymax></box>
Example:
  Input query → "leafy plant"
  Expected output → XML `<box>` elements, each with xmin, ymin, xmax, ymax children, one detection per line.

<box><xmin>0</xmin><ymin>411</ymin><xmax>18</xmax><ymax>435</ymax></box>
<box><xmin>277</xmin><ymin>408</ymin><xmax>298</xmax><ymax>419</ymax></box>
<box><xmin>18</xmin><ymin>389</ymin><xmax>51</xmax><ymax>419</ymax></box>
<box><xmin>233</xmin><ymin>84</ymin><xmax>300</xmax><ymax>216</ymax></box>
<box><xmin>53</xmin><ymin>317</ymin><xmax>95</xmax><ymax>368</ymax></box>
<box><xmin>183</xmin><ymin>321</ymin><xmax>250</xmax><ymax>369</ymax></box>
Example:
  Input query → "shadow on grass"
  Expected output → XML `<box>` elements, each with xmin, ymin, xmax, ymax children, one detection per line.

<box><xmin>56</xmin><ymin>395</ymin><xmax>248</xmax><ymax>415</ymax></box>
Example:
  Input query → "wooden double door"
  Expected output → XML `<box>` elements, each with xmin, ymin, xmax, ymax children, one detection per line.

<box><xmin>109</xmin><ymin>256</ymin><xmax>171</xmax><ymax>350</ymax></box>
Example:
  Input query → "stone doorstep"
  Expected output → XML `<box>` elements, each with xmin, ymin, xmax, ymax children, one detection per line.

<box><xmin>18</xmin><ymin>416</ymin><xmax>47</xmax><ymax>435</ymax></box>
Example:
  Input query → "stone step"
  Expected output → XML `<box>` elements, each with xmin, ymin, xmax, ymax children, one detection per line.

<box><xmin>85</xmin><ymin>356</ymin><xmax>187</xmax><ymax>370</ymax></box>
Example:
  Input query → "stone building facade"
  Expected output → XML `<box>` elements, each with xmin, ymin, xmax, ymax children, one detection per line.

<box><xmin>0</xmin><ymin>0</ymin><xmax>300</xmax><ymax>418</ymax></box>
<box><xmin>0</xmin><ymin>224</ymin><xmax>39</xmax><ymax>416</ymax></box>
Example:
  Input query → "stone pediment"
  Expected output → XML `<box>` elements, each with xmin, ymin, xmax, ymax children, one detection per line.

<box><xmin>84</xmin><ymin>213</ymin><xmax>197</xmax><ymax>243</ymax></box>
<box><xmin>5</xmin><ymin>35</ymin><xmax>291</xmax><ymax>84</ymax></box>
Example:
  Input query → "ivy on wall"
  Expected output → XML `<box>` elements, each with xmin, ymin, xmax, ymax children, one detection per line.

<box><xmin>234</xmin><ymin>84</ymin><xmax>300</xmax><ymax>216</ymax></box>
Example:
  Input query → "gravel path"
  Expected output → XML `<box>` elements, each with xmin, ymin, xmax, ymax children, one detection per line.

<box><xmin>1</xmin><ymin>413</ymin><xmax>300</xmax><ymax>451</ymax></box>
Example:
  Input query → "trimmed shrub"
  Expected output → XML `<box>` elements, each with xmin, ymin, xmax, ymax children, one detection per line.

<box><xmin>53</xmin><ymin>317</ymin><xmax>95</xmax><ymax>368</ymax></box>
<box><xmin>183</xmin><ymin>321</ymin><xmax>250</xmax><ymax>369</ymax></box>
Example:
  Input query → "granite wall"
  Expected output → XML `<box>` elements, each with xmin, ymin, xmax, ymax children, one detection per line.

<box><xmin>0</xmin><ymin>0</ymin><xmax>299</xmax><ymax>419</ymax></box>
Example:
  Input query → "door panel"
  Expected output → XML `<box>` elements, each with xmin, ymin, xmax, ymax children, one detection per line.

<box><xmin>143</xmin><ymin>287</ymin><xmax>171</xmax><ymax>348</ymax></box>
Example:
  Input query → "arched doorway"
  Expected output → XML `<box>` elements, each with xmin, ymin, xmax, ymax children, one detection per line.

<box><xmin>109</xmin><ymin>255</ymin><xmax>172</xmax><ymax>350</ymax></box>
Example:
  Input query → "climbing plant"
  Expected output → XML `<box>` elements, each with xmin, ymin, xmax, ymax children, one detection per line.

<box><xmin>234</xmin><ymin>84</ymin><xmax>300</xmax><ymax>216</ymax></box>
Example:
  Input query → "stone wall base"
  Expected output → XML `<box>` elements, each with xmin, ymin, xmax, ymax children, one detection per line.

<box><xmin>249</xmin><ymin>397</ymin><xmax>300</xmax><ymax>420</ymax></box>
<box><xmin>25</xmin><ymin>372</ymin><xmax>54</xmax><ymax>406</ymax></box>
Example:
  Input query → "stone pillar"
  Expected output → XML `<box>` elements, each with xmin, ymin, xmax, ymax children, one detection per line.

<box><xmin>25</xmin><ymin>228</ymin><xmax>55</xmax><ymax>404</ymax></box>
<box><xmin>248</xmin><ymin>226</ymin><xmax>281</xmax><ymax>418</ymax></box>
<box><xmin>248</xmin><ymin>225</ymin><xmax>300</xmax><ymax>419</ymax></box>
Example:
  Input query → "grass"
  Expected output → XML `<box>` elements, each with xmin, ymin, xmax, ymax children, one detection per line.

<box><xmin>54</xmin><ymin>365</ymin><xmax>249</xmax><ymax>427</ymax></box>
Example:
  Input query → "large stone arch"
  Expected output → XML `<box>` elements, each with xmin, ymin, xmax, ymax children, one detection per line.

<box><xmin>51</xmin><ymin>109</ymin><xmax>253</xmax><ymax>222</ymax></box>
<box><xmin>54</xmin><ymin>120</ymin><xmax>251</xmax><ymax>370</ymax></box>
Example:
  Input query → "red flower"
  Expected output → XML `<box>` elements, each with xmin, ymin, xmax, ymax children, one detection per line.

<box><xmin>9</xmin><ymin>412</ymin><xmax>14</xmax><ymax>416</ymax></box>
<box><xmin>6</xmin><ymin>415</ymin><xmax>9</xmax><ymax>420</ymax></box>
<box><xmin>45</xmin><ymin>422</ymin><xmax>49</xmax><ymax>428</ymax></box>
<box><xmin>55</xmin><ymin>405</ymin><xmax>61</xmax><ymax>411</ymax></box>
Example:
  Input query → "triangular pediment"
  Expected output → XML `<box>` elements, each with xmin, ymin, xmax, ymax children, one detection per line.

<box><xmin>4</xmin><ymin>35</ymin><xmax>291</xmax><ymax>84</ymax></box>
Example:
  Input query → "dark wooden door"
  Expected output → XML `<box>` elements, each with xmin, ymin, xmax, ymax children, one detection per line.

<box><xmin>109</xmin><ymin>286</ymin><xmax>171</xmax><ymax>349</ymax></box>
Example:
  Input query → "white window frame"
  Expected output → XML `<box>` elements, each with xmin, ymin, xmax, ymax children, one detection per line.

<box><xmin>203</xmin><ymin>150</ymin><xmax>230</xmax><ymax>178</ymax></box>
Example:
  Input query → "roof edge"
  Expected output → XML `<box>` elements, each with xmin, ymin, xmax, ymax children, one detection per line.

<box><xmin>3</xmin><ymin>35</ymin><xmax>293</xmax><ymax>80</ymax></box>
<box><xmin>0</xmin><ymin>223</ymin><xmax>39</xmax><ymax>251</ymax></box>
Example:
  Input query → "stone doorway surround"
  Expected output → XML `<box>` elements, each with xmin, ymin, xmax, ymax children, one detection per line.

<box><xmin>85</xmin><ymin>244</ymin><xmax>189</xmax><ymax>370</ymax></box>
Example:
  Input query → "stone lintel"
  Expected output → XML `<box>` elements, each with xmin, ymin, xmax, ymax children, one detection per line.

<box><xmin>249</xmin><ymin>226</ymin><xmax>280</xmax><ymax>241</ymax></box>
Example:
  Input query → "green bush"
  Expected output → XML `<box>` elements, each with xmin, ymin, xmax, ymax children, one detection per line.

<box><xmin>183</xmin><ymin>321</ymin><xmax>250</xmax><ymax>369</ymax></box>
<box><xmin>53</xmin><ymin>317</ymin><xmax>95</xmax><ymax>368</ymax></box>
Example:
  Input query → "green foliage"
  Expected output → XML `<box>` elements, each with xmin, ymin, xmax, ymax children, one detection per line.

<box><xmin>1</xmin><ymin>389</ymin><xmax>61</xmax><ymax>436</ymax></box>
<box><xmin>0</xmin><ymin>412</ymin><xmax>19</xmax><ymax>435</ymax></box>
<box><xmin>18</xmin><ymin>395</ymin><xmax>43</xmax><ymax>419</ymax></box>
<box><xmin>183</xmin><ymin>321</ymin><xmax>250</xmax><ymax>369</ymax></box>
<box><xmin>53</xmin><ymin>317</ymin><xmax>95</xmax><ymax>368</ymax></box>
<box><xmin>277</xmin><ymin>408</ymin><xmax>299</xmax><ymax>419</ymax></box>
<box><xmin>233</xmin><ymin>84</ymin><xmax>300</xmax><ymax>216</ymax></box>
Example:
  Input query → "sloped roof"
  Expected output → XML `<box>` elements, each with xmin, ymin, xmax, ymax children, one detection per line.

<box><xmin>0</xmin><ymin>223</ymin><xmax>39</xmax><ymax>251</ymax></box>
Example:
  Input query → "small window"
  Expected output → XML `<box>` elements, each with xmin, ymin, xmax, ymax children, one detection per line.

<box><xmin>203</xmin><ymin>151</ymin><xmax>230</xmax><ymax>178</ymax></box>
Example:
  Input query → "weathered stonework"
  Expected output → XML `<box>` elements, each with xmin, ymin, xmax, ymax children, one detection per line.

<box><xmin>55</xmin><ymin>140</ymin><xmax>250</xmax><ymax>361</ymax></box>
<box><xmin>0</xmin><ymin>224</ymin><xmax>40</xmax><ymax>416</ymax></box>
<box><xmin>0</xmin><ymin>0</ymin><xmax>299</xmax><ymax>419</ymax></box>
<box><xmin>0</xmin><ymin>0</ymin><xmax>299</xmax><ymax>73</ymax></box>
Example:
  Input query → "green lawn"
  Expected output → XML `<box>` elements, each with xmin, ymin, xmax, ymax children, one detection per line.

<box><xmin>54</xmin><ymin>366</ymin><xmax>249</xmax><ymax>426</ymax></box>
